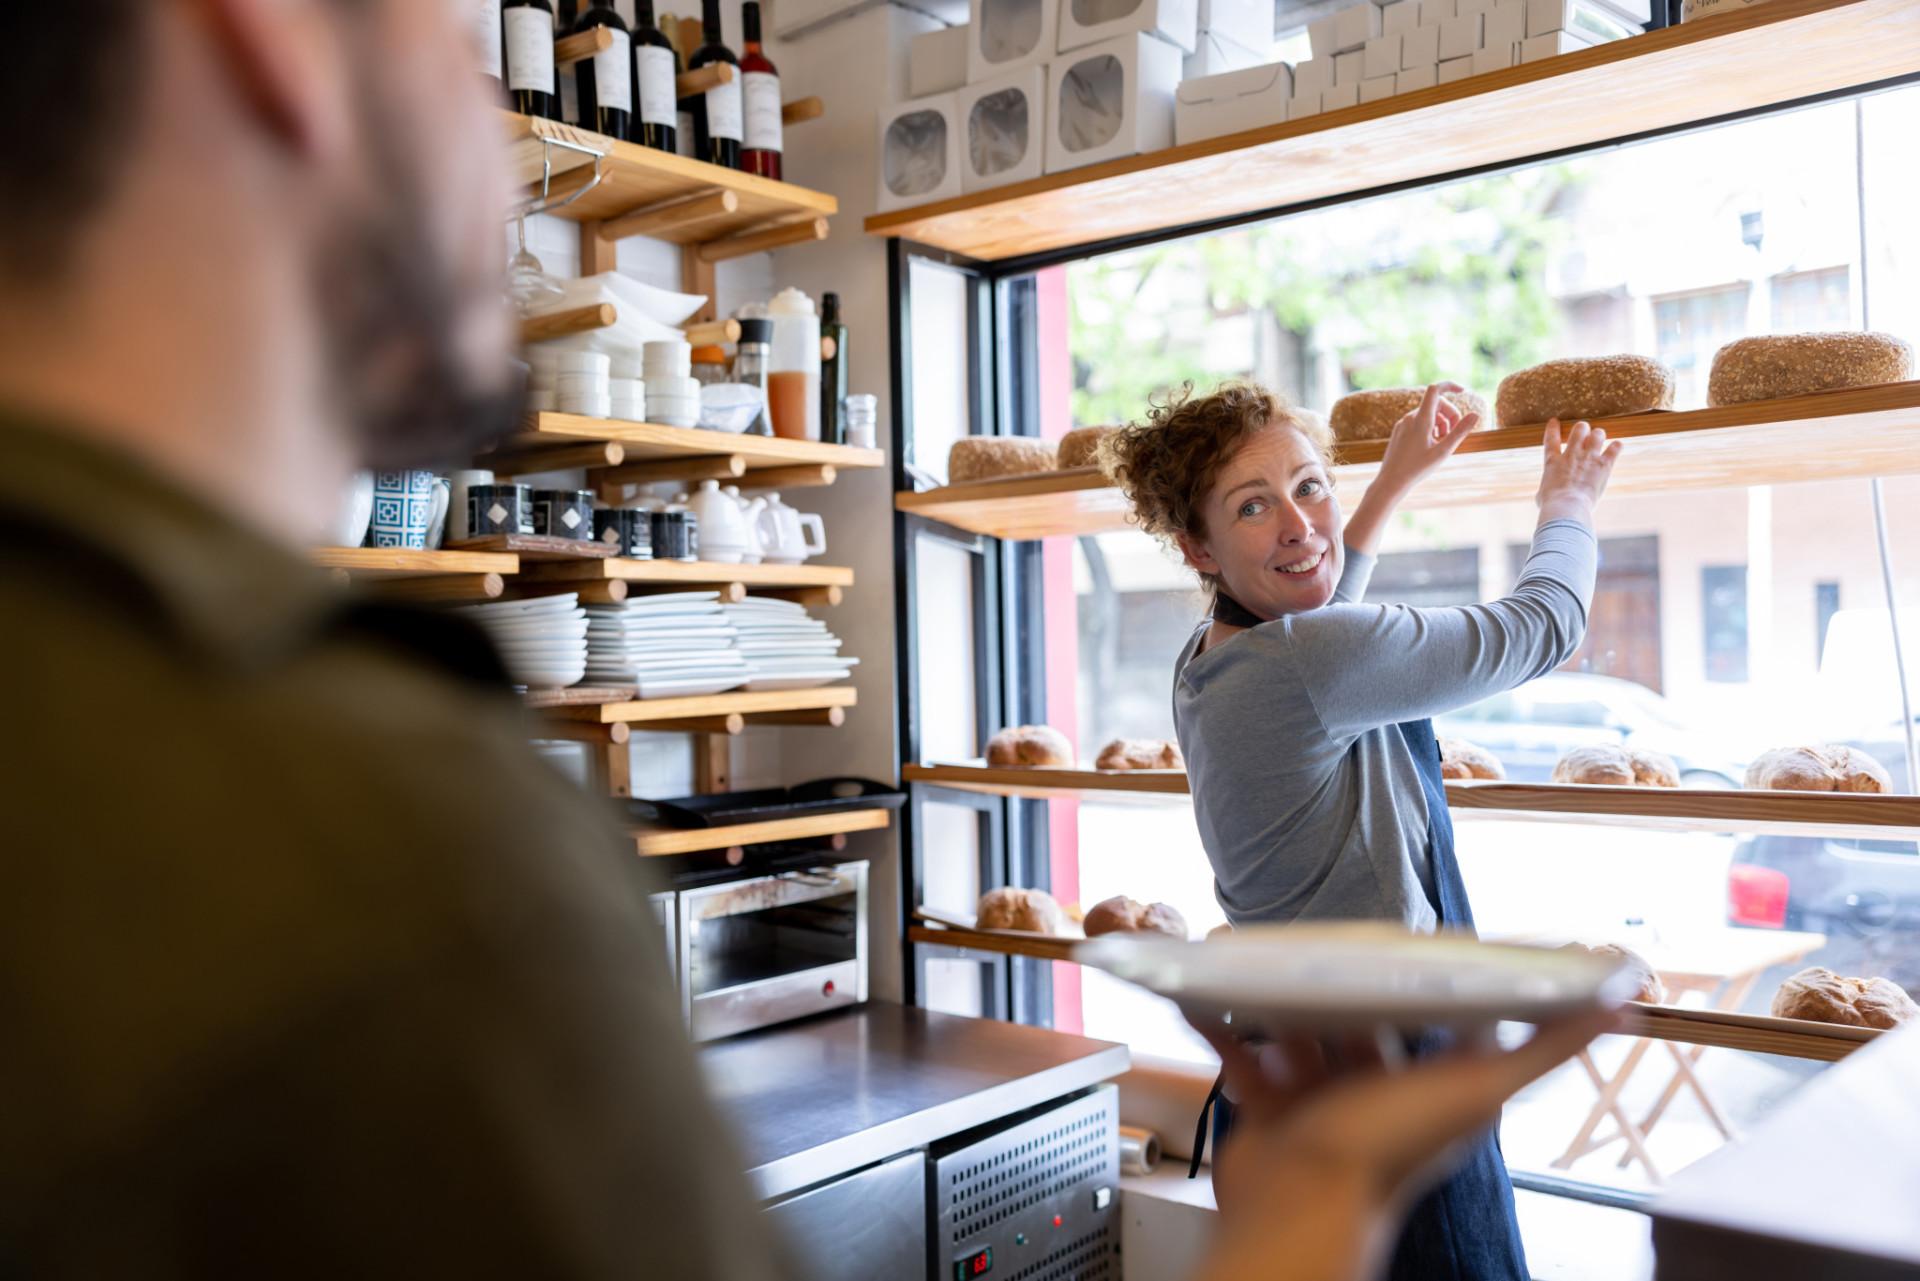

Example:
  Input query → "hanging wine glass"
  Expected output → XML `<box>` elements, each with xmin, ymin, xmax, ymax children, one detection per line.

<box><xmin>507</xmin><ymin>214</ymin><xmax>565</xmax><ymax>315</ymax></box>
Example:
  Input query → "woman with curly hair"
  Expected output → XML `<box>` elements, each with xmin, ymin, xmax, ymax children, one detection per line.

<box><xmin>1099</xmin><ymin>381</ymin><xmax>1621</xmax><ymax>1280</ymax></box>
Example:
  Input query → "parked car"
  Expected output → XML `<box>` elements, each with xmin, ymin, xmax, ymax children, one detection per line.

<box><xmin>1434</xmin><ymin>672</ymin><xmax>1748</xmax><ymax>787</ymax></box>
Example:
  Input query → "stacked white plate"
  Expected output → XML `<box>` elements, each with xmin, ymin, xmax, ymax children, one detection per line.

<box><xmin>584</xmin><ymin>592</ymin><xmax>751</xmax><ymax>698</ymax></box>
<box><xmin>644</xmin><ymin>341</ymin><xmax>698</xmax><ymax>428</ymax></box>
<box><xmin>611</xmin><ymin>376</ymin><xmax>646</xmax><ymax>421</ymax></box>
<box><xmin>724</xmin><ymin>599</ymin><xmax>861</xmax><ymax>691</ymax></box>
<box><xmin>455</xmin><ymin>593</ymin><xmax>589</xmax><ymax>688</ymax></box>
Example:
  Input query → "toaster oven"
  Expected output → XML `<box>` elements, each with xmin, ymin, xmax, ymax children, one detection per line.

<box><xmin>677</xmin><ymin>861</ymin><xmax>868</xmax><ymax>1041</ymax></box>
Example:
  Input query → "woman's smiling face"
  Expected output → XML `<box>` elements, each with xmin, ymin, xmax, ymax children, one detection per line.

<box><xmin>1178</xmin><ymin>425</ymin><xmax>1345</xmax><ymax>620</ymax></box>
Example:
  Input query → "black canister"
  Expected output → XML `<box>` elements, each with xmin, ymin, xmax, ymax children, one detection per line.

<box><xmin>532</xmin><ymin>488</ymin><xmax>596</xmax><ymax>540</ymax></box>
<box><xmin>593</xmin><ymin>508</ymin><xmax>654</xmax><ymax>559</ymax></box>
<box><xmin>468</xmin><ymin>483</ymin><xmax>533</xmax><ymax>537</ymax></box>
<box><xmin>649</xmin><ymin>508</ymin><xmax>699</xmax><ymax>562</ymax></box>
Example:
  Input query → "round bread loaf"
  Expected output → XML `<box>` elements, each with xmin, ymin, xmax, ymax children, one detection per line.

<box><xmin>1058</xmin><ymin>426</ymin><xmax>1116</xmax><ymax>470</ymax></box>
<box><xmin>1439</xmin><ymin>737</ymin><xmax>1505</xmax><ymax>781</ymax></box>
<box><xmin>1083</xmin><ymin>895</ymin><xmax>1189</xmax><ymax>939</ymax></box>
<box><xmin>1745</xmin><ymin>745</ymin><xmax>1891</xmax><ymax>793</ymax></box>
<box><xmin>948</xmin><ymin>436</ymin><xmax>1057</xmax><ymax>484</ymax></box>
<box><xmin>1707</xmin><ymin>331</ymin><xmax>1913</xmax><ymax>407</ymax></box>
<box><xmin>1328</xmin><ymin>388</ymin><xmax>1488</xmax><ymax>444</ymax></box>
<box><xmin>1095</xmin><ymin>737</ymin><xmax>1184</xmax><ymax>770</ymax></box>
<box><xmin>977</xmin><ymin>887</ymin><xmax>1067</xmax><ymax>935</ymax></box>
<box><xmin>1552</xmin><ymin>744</ymin><xmax>1679</xmax><ymax>788</ymax></box>
<box><xmin>1496</xmin><ymin>355</ymin><xmax>1675</xmax><ymax>427</ymax></box>
<box><xmin>986</xmin><ymin>724</ymin><xmax>1074</xmax><ymax>768</ymax></box>
<box><xmin>1559</xmin><ymin>941</ymin><xmax>1666</xmax><ymax>1003</ymax></box>
<box><xmin>1771</xmin><ymin>966</ymin><xmax>1918</xmax><ymax>1030</ymax></box>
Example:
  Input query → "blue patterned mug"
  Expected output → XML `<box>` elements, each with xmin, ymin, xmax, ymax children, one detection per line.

<box><xmin>369</xmin><ymin>470</ymin><xmax>450</xmax><ymax>550</ymax></box>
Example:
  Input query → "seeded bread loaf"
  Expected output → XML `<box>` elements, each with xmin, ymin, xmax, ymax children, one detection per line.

<box><xmin>1558</xmin><ymin>941</ymin><xmax>1667</xmax><ymax>1003</ymax></box>
<box><xmin>986</xmin><ymin>724</ymin><xmax>1075</xmax><ymax>767</ymax></box>
<box><xmin>1745</xmin><ymin>745</ymin><xmax>1891</xmax><ymax>793</ymax></box>
<box><xmin>1095</xmin><ymin>737</ymin><xmax>1184</xmax><ymax>770</ymax></box>
<box><xmin>1708</xmin><ymin>332</ymin><xmax>1913</xmax><ymax>407</ymax></box>
<box><xmin>1771</xmin><ymin>966</ymin><xmax>1917</xmax><ymax>1029</ymax></box>
<box><xmin>1329</xmin><ymin>388</ymin><xmax>1488</xmax><ymax>443</ymax></box>
<box><xmin>1439</xmin><ymin>737</ymin><xmax>1505</xmax><ymax>781</ymax></box>
<box><xmin>1058</xmin><ymin>426</ymin><xmax>1116</xmax><ymax>470</ymax></box>
<box><xmin>1083</xmin><ymin>895</ymin><xmax>1190</xmax><ymax>939</ymax></box>
<box><xmin>949</xmin><ymin>436</ymin><xmax>1058</xmax><ymax>484</ymax></box>
<box><xmin>1496</xmin><ymin>355</ymin><xmax>1675</xmax><ymax>427</ymax></box>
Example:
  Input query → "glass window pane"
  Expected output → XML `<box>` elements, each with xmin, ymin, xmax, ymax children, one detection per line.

<box><xmin>913</xmin><ymin>532</ymin><xmax>979</xmax><ymax>763</ymax></box>
<box><xmin>908</xmin><ymin>258</ymin><xmax>975</xmax><ymax>481</ymax></box>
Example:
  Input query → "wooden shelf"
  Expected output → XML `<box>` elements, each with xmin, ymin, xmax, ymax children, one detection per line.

<box><xmin>631</xmin><ymin>807</ymin><xmax>891</xmax><ymax>856</ymax></box>
<box><xmin>905</xmin><ymin>764</ymin><xmax>1920</xmax><ymax>840</ymax></box>
<box><xmin>507</xmin><ymin>112</ymin><xmax>837</xmax><ymax>248</ymax></box>
<box><xmin>547</xmin><ymin>684</ymin><xmax>857</xmax><ymax>725</ymax></box>
<box><xmin>905</xmin><ymin>919</ymin><xmax>1879</xmax><ymax>1061</ymax></box>
<box><xmin>444</xmin><ymin>534</ymin><xmax>617</xmax><ymax>562</ymax></box>
<box><xmin>510</xmin><ymin>412</ymin><xmax>885</xmax><ymax>473</ymax></box>
<box><xmin>310</xmin><ymin>547</ymin><xmax>519</xmax><ymax>579</ymax></box>
<box><xmin>897</xmin><ymin>382</ymin><xmax>1920</xmax><ymax>537</ymax></box>
<box><xmin>515</xmin><ymin>557</ymin><xmax>854</xmax><ymax>589</ymax></box>
<box><xmin>864</xmin><ymin>0</ymin><xmax>1920</xmax><ymax>261</ymax></box>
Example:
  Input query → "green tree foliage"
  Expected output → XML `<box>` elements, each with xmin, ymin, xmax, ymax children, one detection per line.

<box><xmin>1069</xmin><ymin>166</ymin><xmax>1583</xmax><ymax>427</ymax></box>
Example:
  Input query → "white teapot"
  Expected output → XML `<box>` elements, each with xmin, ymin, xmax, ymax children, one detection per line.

<box><xmin>683</xmin><ymin>479</ymin><xmax>754</xmax><ymax>564</ymax></box>
<box><xmin>760</xmin><ymin>492</ymin><xmax>827</xmax><ymax>565</ymax></box>
<box><xmin>722</xmin><ymin>485</ymin><xmax>771</xmax><ymax>564</ymax></box>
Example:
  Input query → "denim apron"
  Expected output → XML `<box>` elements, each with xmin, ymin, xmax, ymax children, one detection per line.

<box><xmin>1188</xmin><ymin>601</ymin><xmax>1529</xmax><ymax>1279</ymax></box>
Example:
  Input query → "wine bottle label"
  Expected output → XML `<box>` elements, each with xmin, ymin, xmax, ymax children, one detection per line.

<box><xmin>594</xmin><ymin>28</ymin><xmax>632</xmax><ymax>110</ymax></box>
<box><xmin>476</xmin><ymin>0</ymin><xmax>504</xmax><ymax>78</ymax></box>
<box><xmin>504</xmin><ymin>7</ymin><xmax>554</xmax><ymax>93</ymax></box>
<box><xmin>637</xmin><ymin>45</ymin><xmax>677</xmax><ymax>126</ymax></box>
<box><xmin>706</xmin><ymin>77</ymin><xmax>743</xmax><ymax>142</ymax></box>
<box><xmin>743</xmin><ymin>71</ymin><xmax>783</xmax><ymax>153</ymax></box>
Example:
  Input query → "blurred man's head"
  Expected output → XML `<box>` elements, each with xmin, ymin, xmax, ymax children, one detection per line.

<box><xmin>0</xmin><ymin>0</ymin><xmax>519</xmax><ymax>472</ymax></box>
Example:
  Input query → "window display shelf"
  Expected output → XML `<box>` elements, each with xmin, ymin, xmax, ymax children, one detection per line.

<box><xmin>510</xmin><ymin>413</ymin><xmax>884</xmax><ymax>473</ymax></box>
<box><xmin>631</xmin><ymin>807</ymin><xmax>891</xmax><ymax>856</ymax></box>
<box><xmin>895</xmin><ymin>382</ymin><xmax>1920</xmax><ymax>538</ymax></box>
<box><xmin>507</xmin><ymin>112</ymin><xmax>836</xmax><ymax>252</ymax></box>
<box><xmin>541</xmin><ymin>684</ymin><xmax>857</xmax><ymax>726</ymax></box>
<box><xmin>904</xmin><ymin>764</ymin><xmax>1920</xmax><ymax>841</ymax></box>
<box><xmin>310</xmin><ymin>547</ymin><xmax>519</xmax><ymax>579</ymax></box>
<box><xmin>863</xmin><ymin>0</ymin><xmax>1920</xmax><ymax>261</ymax></box>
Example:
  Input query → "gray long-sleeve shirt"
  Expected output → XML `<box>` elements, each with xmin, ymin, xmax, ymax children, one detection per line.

<box><xmin>1171</xmin><ymin>519</ymin><xmax>1599</xmax><ymax>931</ymax></box>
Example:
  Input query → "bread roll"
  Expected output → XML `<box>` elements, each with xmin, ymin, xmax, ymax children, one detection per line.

<box><xmin>1708</xmin><ymin>332</ymin><xmax>1913</xmax><ymax>407</ymax></box>
<box><xmin>949</xmin><ymin>437</ymin><xmax>1057</xmax><ymax>484</ymax></box>
<box><xmin>1083</xmin><ymin>895</ymin><xmax>1189</xmax><ymax>939</ymax></box>
<box><xmin>1329</xmin><ymin>388</ymin><xmax>1488</xmax><ymax>444</ymax></box>
<box><xmin>986</xmin><ymin>724</ymin><xmax>1075</xmax><ymax>768</ymax></box>
<box><xmin>1558</xmin><ymin>941</ymin><xmax>1666</xmax><ymax>1003</ymax></box>
<box><xmin>1095</xmin><ymin>738</ymin><xmax>1184</xmax><ymax>770</ymax></box>
<box><xmin>1439</xmin><ymin>737</ymin><xmax>1505</xmax><ymax>781</ymax></box>
<box><xmin>1745</xmin><ymin>745</ymin><xmax>1891</xmax><ymax>793</ymax></box>
<box><xmin>1551</xmin><ymin>744</ymin><xmax>1679</xmax><ymax>787</ymax></box>
<box><xmin>1496</xmin><ymin>355</ymin><xmax>1675</xmax><ymax>427</ymax></box>
<box><xmin>1771</xmin><ymin>966</ymin><xmax>1918</xmax><ymax>1030</ymax></box>
<box><xmin>977</xmin><ymin>887</ymin><xmax>1067</xmax><ymax>935</ymax></box>
<box><xmin>1058</xmin><ymin>426</ymin><xmax>1116</xmax><ymax>470</ymax></box>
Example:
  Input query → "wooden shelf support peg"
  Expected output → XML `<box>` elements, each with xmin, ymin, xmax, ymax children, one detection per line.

<box><xmin>486</xmin><ymin>440</ymin><xmax>626</xmax><ymax>477</ymax></box>
<box><xmin>683</xmin><ymin>318</ymin><xmax>743</xmax><ymax>347</ymax></box>
<box><xmin>698</xmin><ymin>217</ymin><xmax>831</xmax><ymax>264</ymax></box>
<box><xmin>500</xmin><ymin>578</ymin><xmax>630</xmax><ymax>605</ymax></box>
<box><xmin>602</xmin><ymin>189</ymin><xmax>740</xmax><ymax>243</ymax></box>
<box><xmin>596</xmin><ymin>454</ymin><xmax>747</xmax><ymax>488</ymax></box>
<box><xmin>369</xmin><ymin>573</ymin><xmax>505</xmax><ymax>603</ymax></box>
<box><xmin>781</xmin><ymin>96</ymin><xmax>825</xmax><ymax>126</ymax></box>
<box><xmin>759</xmin><ymin>584</ymin><xmax>842</xmax><ymax>608</ymax></box>
<box><xmin>645</xmin><ymin>714</ymin><xmax>747</xmax><ymax>735</ymax></box>
<box><xmin>675</xmin><ymin>63</ymin><xmax>735</xmax><ymax>97</ymax></box>
<box><xmin>520</xmin><ymin>303</ymin><xmax>616</xmax><ymax>345</ymax></box>
<box><xmin>752</xmin><ymin>707</ymin><xmax>847</xmax><ymax>728</ymax></box>
<box><xmin>737</xmin><ymin>464</ymin><xmax>836</xmax><ymax>491</ymax></box>
<box><xmin>533</xmin><ymin>719</ymin><xmax>633</xmax><ymax>745</ymax></box>
<box><xmin>554</xmin><ymin>25</ymin><xmax>614</xmax><ymax>66</ymax></box>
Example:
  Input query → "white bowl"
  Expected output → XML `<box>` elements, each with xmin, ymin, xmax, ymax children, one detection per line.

<box><xmin>544</xmin><ymin>350</ymin><xmax>611</xmax><ymax>374</ymax></box>
<box><xmin>554</xmin><ymin>372</ymin><xmax>611</xmax><ymax>393</ymax></box>
<box><xmin>643</xmin><ymin>339</ymin><xmax>692</xmax><ymax>363</ymax></box>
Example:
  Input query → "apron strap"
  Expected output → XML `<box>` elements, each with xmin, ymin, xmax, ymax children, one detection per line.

<box><xmin>1188</xmin><ymin>1072</ymin><xmax>1226</xmax><ymax>1179</ymax></box>
<box><xmin>1211</xmin><ymin>590</ymin><xmax>1266</xmax><ymax>630</ymax></box>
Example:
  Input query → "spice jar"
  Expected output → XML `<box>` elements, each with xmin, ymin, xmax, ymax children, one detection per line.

<box><xmin>691</xmin><ymin>345</ymin><xmax>730</xmax><ymax>387</ymax></box>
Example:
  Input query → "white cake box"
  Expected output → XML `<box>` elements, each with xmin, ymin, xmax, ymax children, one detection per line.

<box><xmin>1363</xmin><ymin>32</ymin><xmax>1401</xmax><ymax>77</ymax></box>
<box><xmin>1197</xmin><ymin>0</ymin><xmax>1272</xmax><ymax>50</ymax></box>
<box><xmin>1520</xmin><ymin>27</ymin><xmax>1591</xmax><ymax>58</ymax></box>
<box><xmin>1382</xmin><ymin>0</ymin><xmax>1419</xmax><ymax>33</ymax></box>
<box><xmin>959</xmin><ymin>65</ymin><xmax>1047</xmax><ymax>191</ymax></box>
<box><xmin>1418</xmin><ymin>0</ymin><xmax>1456</xmax><ymax>24</ymax></box>
<box><xmin>876</xmin><ymin>93</ymin><xmax>963</xmax><ymax>212</ymax></box>
<box><xmin>1438</xmin><ymin>11</ymin><xmax>1482</xmax><ymax>58</ymax></box>
<box><xmin>1287</xmin><ymin>92</ymin><xmax>1321</xmax><ymax>120</ymax></box>
<box><xmin>1058</xmin><ymin>0</ymin><xmax>1197</xmax><ymax>54</ymax></box>
<box><xmin>1174</xmin><ymin>59</ymin><xmax>1294</xmax><ymax>145</ymax></box>
<box><xmin>1184</xmin><ymin>28</ymin><xmax>1272</xmax><ymax>78</ymax></box>
<box><xmin>1359</xmin><ymin>73</ymin><xmax>1396</xmax><ymax>101</ymax></box>
<box><xmin>1437</xmin><ymin>53</ymin><xmax>1474</xmax><ymax>80</ymax></box>
<box><xmin>1485</xmin><ymin>0</ymin><xmax>1527</xmax><ymax>48</ymax></box>
<box><xmin>1525</xmin><ymin>0</ymin><xmax>1637</xmax><ymax>39</ymax></box>
<box><xmin>969</xmin><ymin>0</ymin><xmax>1059</xmax><ymax>81</ymax></box>
<box><xmin>1682</xmin><ymin>0</ymin><xmax>1760</xmax><ymax>18</ymax></box>
<box><xmin>1471</xmin><ymin>39</ymin><xmax>1517</xmax><ymax>72</ymax></box>
<box><xmin>1047</xmin><ymin>32</ymin><xmax>1184</xmax><ymax>172</ymax></box>
<box><xmin>1333</xmin><ymin>2</ymin><xmax>1382</xmax><ymax>50</ymax></box>
<box><xmin>1402</xmin><ymin>21</ymin><xmax>1440</xmax><ymax>64</ymax></box>
<box><xmin>910</xmin><ymin>25</ymin><xmax>971</xmax><ymax>97</ymax></box>
<box><xmin>1308</xmin><ymin>13</ymin><xmax>1338</xmax><ymax>58</ymax></box>
<box><xmin>1322</xmin><ymin>80</ymin><xmax>1360</xmax><ymax>110</ymax></box>
<box><xmin>1397</xmin><ymin>60</ymin><xmax>1438</xmax><ymax>89</ymax></box>
<box><xmin>1292</xmin><ymin>56</ymin><xmax>1332</xmax><ymax>97</ymax></box>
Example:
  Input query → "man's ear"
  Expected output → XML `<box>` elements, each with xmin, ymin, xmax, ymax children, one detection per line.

<box><xmin>193</xmin><ymin>0</ymin><xmax>350</xmax><ymax>160</ymax></box>
<box><xmin>1176</xmin><ymin>531</ymin><xmax>1217</xmax><ymax>575</ymax></box>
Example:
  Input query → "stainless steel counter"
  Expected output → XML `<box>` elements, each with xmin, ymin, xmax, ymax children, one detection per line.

<box><xmin>701</xmin><ymin>1001</ymin><xmax>1131</xmax><ymax>1200</ymax></box>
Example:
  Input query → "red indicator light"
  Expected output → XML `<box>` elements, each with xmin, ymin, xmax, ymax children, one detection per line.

<box><xmin>1052</xmin><ymin>1215</ymin><xmax>1062</xmax><ymax>1228</ymax></box>
<box><xmin>822</xmin><ymin>979</ymin><xmax>836</xmax><ymax>997</ymax></box>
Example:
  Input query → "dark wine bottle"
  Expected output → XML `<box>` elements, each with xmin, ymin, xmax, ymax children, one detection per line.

<box><xmin>631</xmin><ymin>0</ymin><xmax>680</xmax><ymax>154</ymax></box>
<box><xmin>502</xmin><ymin>0</ymin><xmax>558</xmax><ymax>120</ymax></box>
<box><xmin>570</xmin><ymin>0</ymin><xmax>631</xmax><ymax>140</ymax></box>
<box><xmin>687</xmin><ymin>0</ymin><xmax>742</xmax><ymax>169</ymax></box>
<box><xmin>820</xmin><ymin>292</ymin><xmax>848</xmax><ymax>445</ymax></box>
<box><xmin>738</xmin><ymin>2</ymin><xmax>782</xmax><ymax>180</ymax></box>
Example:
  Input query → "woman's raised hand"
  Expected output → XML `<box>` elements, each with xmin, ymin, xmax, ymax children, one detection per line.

<box><xmin>1535</xmin><ymin>418</ymin><xmax>1622</xmax><ymax>525</ymax></box>
<box><xmin>1375</xmin><ymin>382</ymin><xmax>1480</xmax><ymax>496</ymax></box>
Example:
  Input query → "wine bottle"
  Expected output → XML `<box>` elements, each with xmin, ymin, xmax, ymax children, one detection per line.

<box><xmin>739</xmin><ymin>2</ymin><xmax>783</xmax><ymax>180</ymax></box>
<box><xmin>631</xmin><ymin>0</ymin><xmax>680</xmax><ymax>154</ymax></box>
<box><xmin>687</xmin><ymin>0</ymin><xmax>742</xmax><ymax>169</ymax></box>
<box><xmin>570</xmin><ymin>0</ymin><xmax>632</xmax><ymax>140</ymax></box>
<box><xmin>820</xmin><ymin>292</ymin><xmax>848</xmax><ymax>445</ymax></box>
<box><xmin>502</xmin><ymin>0</ymin><xmax>558</xmax><ymax>120</ymax></box>
<box><xmin>474</xmin><ymin>0</ymin><xmax>505</xmax><ymax>90</ymax></box>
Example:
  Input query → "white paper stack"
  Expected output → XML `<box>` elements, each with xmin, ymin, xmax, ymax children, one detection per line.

<box><xmin>583</xmin><ymin>592</ymin><xmax>750</xmax><ymax>698</ymax></box>
<box><xmin>455</xmin><ymin>593</ymin><xmax>589</xmax><ymax>689</ymax></box>
<box><xmin>723</xmin><ymin>599</ymin><xmax>861</xmax><ymax>691</ymax></box>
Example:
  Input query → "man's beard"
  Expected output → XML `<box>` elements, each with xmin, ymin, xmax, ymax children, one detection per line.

<box><xmin>313</xmin><ymin>133</ymin><xmax>523</xmax><ymax>470</ymax></box>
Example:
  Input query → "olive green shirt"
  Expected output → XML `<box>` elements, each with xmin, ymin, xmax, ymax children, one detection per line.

<box><xmin>0</xmin><ymin>420</ymin><xmax>797</xmax><ymax>1279</ymax></box>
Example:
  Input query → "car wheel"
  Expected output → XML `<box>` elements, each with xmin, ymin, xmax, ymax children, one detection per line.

<box><xmin>1682</xmin><ymin>770</ymin><xmax>1737</xmax><ymax>790</ymax></box>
